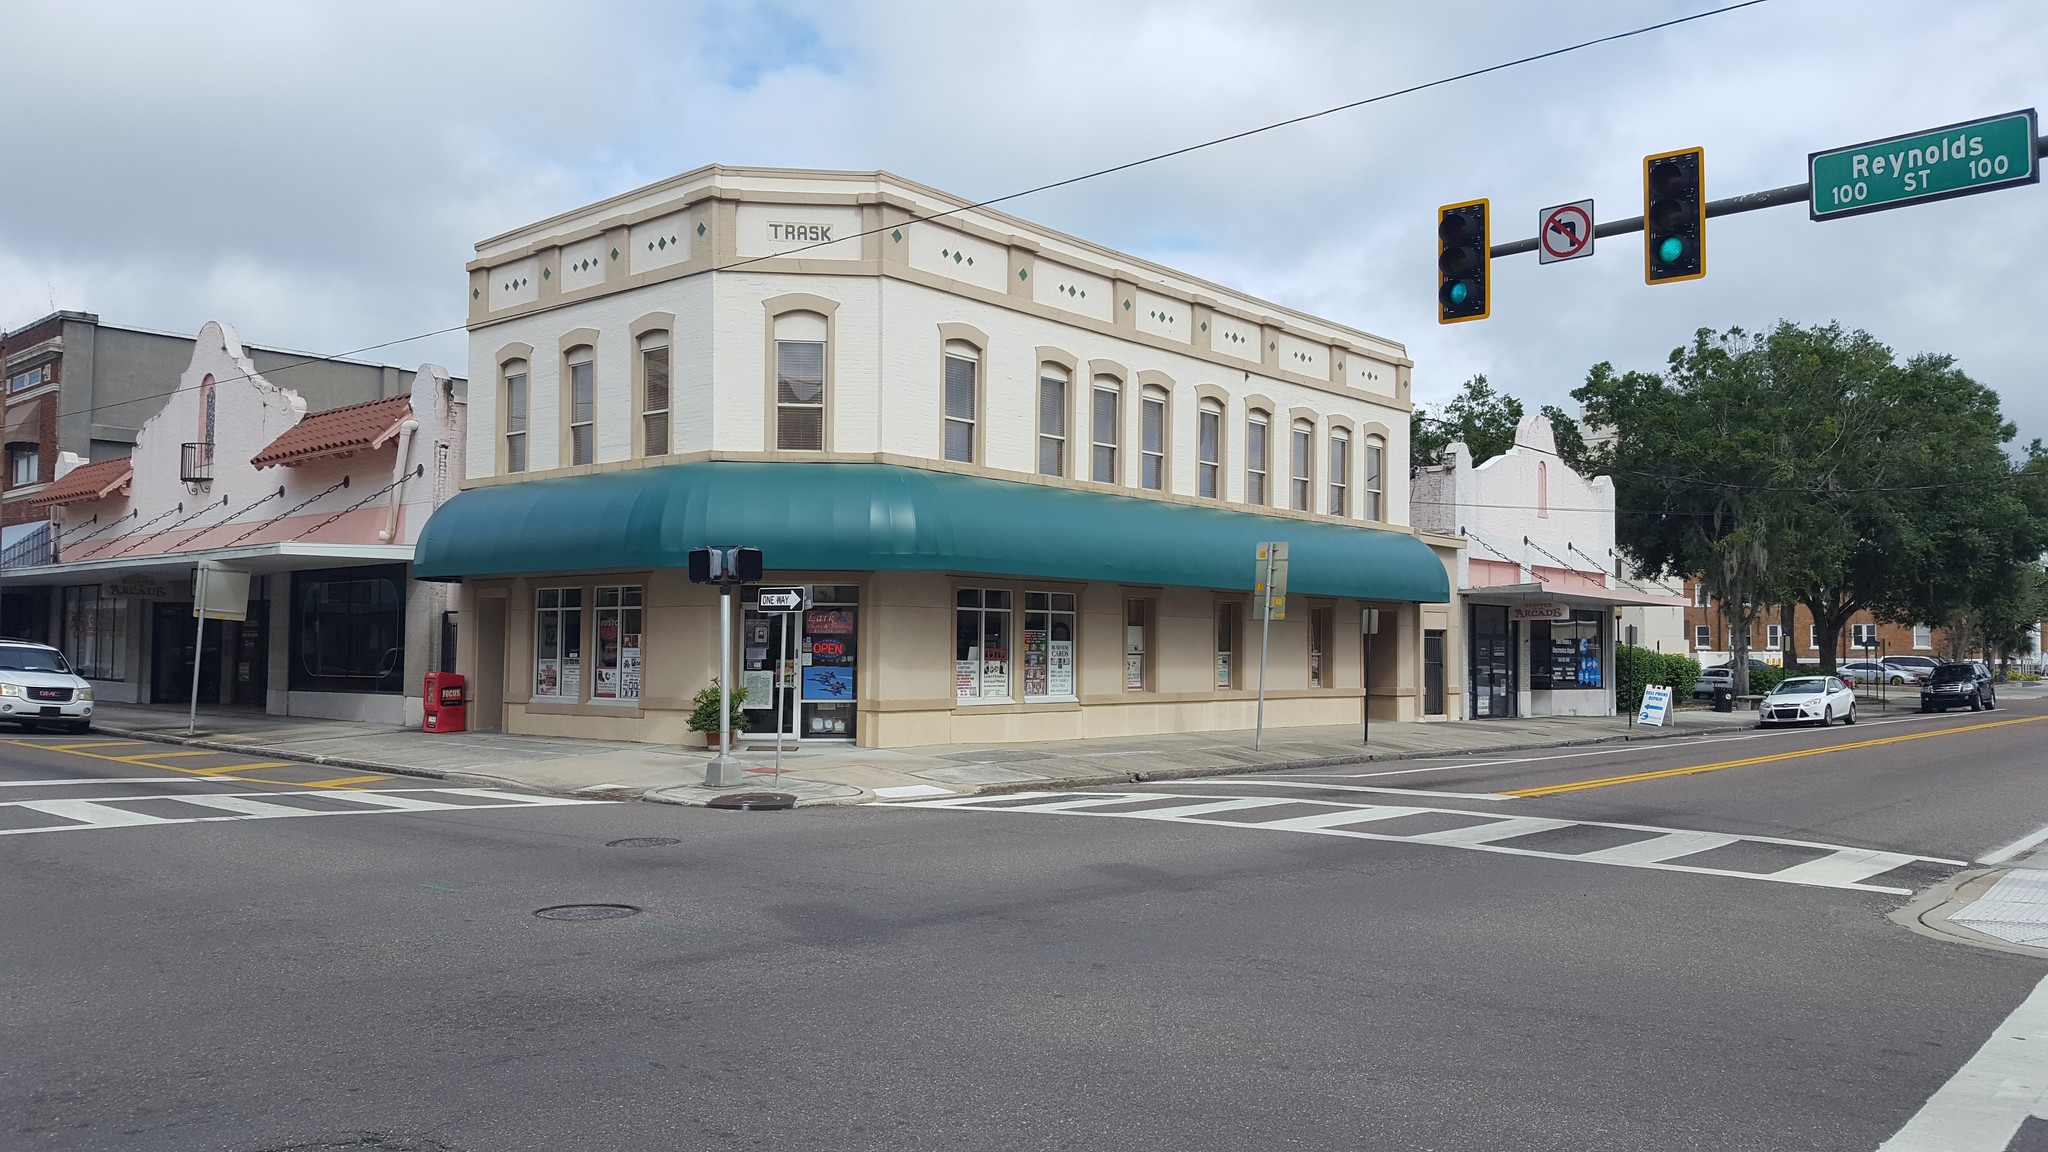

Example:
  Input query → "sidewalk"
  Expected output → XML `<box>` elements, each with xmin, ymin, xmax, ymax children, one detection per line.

<box><xmin>84</xmin><ymin>698</ymin><xmax>1797</xmax><ymax>807</ymax></box>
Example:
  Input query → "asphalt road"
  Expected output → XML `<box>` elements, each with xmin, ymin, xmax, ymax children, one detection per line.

<box><xmin>6</xmin><ymin>694</ymin><xmax>2048</xmax><ymax>1151</ymax></box>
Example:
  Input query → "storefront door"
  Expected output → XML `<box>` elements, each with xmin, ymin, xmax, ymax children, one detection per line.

<box><xmin>152</xmin><ymin>602</ymin><xmax>220</xmax><ymax>705</ymax></box>
<box><xmin>741</xmin><ymin>584</ymin><xmax>859</xmax><ymax>741</ymax></box>
<box><xmin>1469</xmin><ymin>605</ymin><xmax>1515</xmax><ymax>719</ymax></box>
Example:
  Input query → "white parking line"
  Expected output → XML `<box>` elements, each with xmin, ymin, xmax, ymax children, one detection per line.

<box><xmin>1876</xmin><ymin>971</ymin><xmax>2048</xmax><ymax>1150</ymax></box>
<box><xmin>1978</xmin><ymin>821</ymin><xmax>2048</xmax><ymax>865</ymax></box>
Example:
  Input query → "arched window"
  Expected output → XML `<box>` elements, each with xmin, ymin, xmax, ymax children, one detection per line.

<box><xmin>639</xmin><ymin>332</ymin><xmax>670</xmax><ymax>456</ymax></box>
<box><xmin>1329</xmin><ymin>428</ymin><xmax>1350</xmax><ymax>516</ymax></box>
<box><xmin>562</xmin><ymin>346</ymin><xmax>596</xmax><ymax>466</ymax></box>
<box><xmin>1291</xmin><ymin>418</ymin><xmax>1314</xmax><ymax>510</ymax></box>
<box><xmin>1537</xmin><ymin>460</ymin><xmax>1550</xmax><ymax>517</ymax></box>
<box><xmin>502</xmin><ymin>359</ymin><xmax>529</xmax><ymax>474</ymax></box>
<box><xmin>943</xmin><ymin>339</ymin><xmax>979</xmax><ymax>464</ymax></box>
<box><xmin>1140</xmin><ymin>386</ymin><xmax>1167</xmax><ymax>490</ymax></box>
<box><xmin>1091</xmin><ymin>375</ymin><xmax>1120</xmax><ymax>483</ymax></box>
<box><xmin>774</xmin><ymin>311</ymin><xmax>828</xmax><ymax>451</ymax></box>
<box><xmin>1245</xmin><ymin>410</ymin><xmax>1270</xmax><ymax>505</ymax></box>
<box><xmin>1197</xmin><ymin>400</ymin><xmax>1223</xmax><ymax>499</ymax></box>
<box><xmin>1038</xmin><ymin>365</ymin><xmax>1068</xmax><ymax>477</ymax></box>
<box><xmin>1365</xmin><ymin>435</ymin><xmax>1386</xmax><ymax>521</ymax></box>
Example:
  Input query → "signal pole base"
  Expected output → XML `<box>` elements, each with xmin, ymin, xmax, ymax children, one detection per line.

<box><xmin>704</xmin><ymin>755</ymin><xmax>748</xmax><ymax>788</ymax></box>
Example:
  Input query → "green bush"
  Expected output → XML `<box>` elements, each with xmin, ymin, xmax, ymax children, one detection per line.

<box><xmin>1747</xmin><ymin>663</ymin><xmax>1789</xmax><ymax>694</ymax></box>
<box><xmin>687</xmin><ymin>678</ymin><xmax>751</xmax><ymax>734</ymax></box>
<box><xmin>1615</xmin><ymin>646</ymin><xmax>1699</xmax><ymax>710</ymax></box>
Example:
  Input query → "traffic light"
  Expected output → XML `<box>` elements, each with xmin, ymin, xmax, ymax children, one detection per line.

<box><xmin>1644</xmin><ymin>147</ymin><xmax>1705</xmax><ymax>284</ymax></box>
<box><xmin>1436</xmin><ymin>200</ymin><xmax>1490</xmax><ymax>323</ymax></box>
<box><xmin>686</xmin><ymin>546</ymin><xmax>763</xmax><ymax>584</ymax></box>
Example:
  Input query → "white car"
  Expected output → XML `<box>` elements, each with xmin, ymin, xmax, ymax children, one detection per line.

<box><xmin>0</xmin><ymin>639</ymin><xmax>95</xmax><ymax>733</ymax></box>
<box><xmin>1757</xmin><ymin>675</ymin><xmax>1856</xmax><ymax>727</ymax></box>
<box><xmin>1841</xmin><ymin>660</ymin><xmax>1925</xmax><ymax>686</ymax></box>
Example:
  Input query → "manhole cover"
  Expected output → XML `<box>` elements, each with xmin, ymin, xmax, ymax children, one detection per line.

<box><xmin>533</xmin><ymin>903</ymin><xmax>641</xmax><ymax>921</ymax></box>
<box><xmin>606</xmin><ymin>836</ymin><xmax>683</xmax><ymax>847</ymax></box>
<box><xmin>707</xmin><ymin>791</ymin><xmax>798</xmax><ymax>811</ymax></box>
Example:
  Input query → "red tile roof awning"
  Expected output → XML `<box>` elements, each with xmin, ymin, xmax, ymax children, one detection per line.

<box><xmin>250</xmin><ymin>395</ymin><xmax>412</xmax><ymax>469</ymax></box>
<box><xmin>29</xmin><ymin>456</ymin><xmax>134</xmax><ymax>507</ymax></box>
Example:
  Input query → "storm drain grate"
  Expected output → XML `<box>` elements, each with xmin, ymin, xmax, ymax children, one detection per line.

<box><xmin>533</xmin><ymin>903</ymin><xmax>642</xmax><ymax>921</ymax></box>
<box><xmin>606</xmin><ymin>836</ymin><xmax>683</xmax><ymax>847</ymax></box>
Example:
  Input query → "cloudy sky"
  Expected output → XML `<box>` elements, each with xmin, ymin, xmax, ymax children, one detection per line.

<box><xmin>5</xmin><ymin>0</ymin><xmax>2044</xmax><ymax>444</ymax></box>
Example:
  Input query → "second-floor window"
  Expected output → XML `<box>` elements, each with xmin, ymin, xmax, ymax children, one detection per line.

<box><xmin>1091</xmin><ymin>377</ymin><xmax>1119</xmax><ymax>484</ymax></box>
<box><xmin>1198</xmin><ymin>402</ymin><xmax>1222</xmax><ymax>498</ymax></box>
<box><xmin>7</xmin><ymin>443</ymin><xmax>37</xmax><ymax>487</ymax></box>
<box><xmin>1291</xmin><ymin>419</ymin><xmax>1313</xmax><ymax>510</ymax></box>
<box><xmin>944</xmin><ymin>342</ymin><xmax>978</xmax><ymax>464</ymax></box>
<box><xmin>1329</xmin><ymin>429</ymin><xmax>1350</xmax><ymax>516</ymax></box>
<box><xmin>640</xmin><ymin>335</ymin><xmax>670</xmax><ymax>456</ymax></box>
<box><xmin>565</xmin><ymin>347</ymin><xmax>595</xmax><ymax>466</ymax></box>
<box><xmin>1246</xmin><ymin>412</ymin><xmax>1270</xmax><ymax>505</ymax></box>
<box><xmin>1852</xmin><ymin>623</ymin><xmax>1878</xmax><ymax>649</ymax></box>
<box><xmin>503</xmin><ymin>361</ymin><xmax>529</xmax><ymax>473</ymax></box>
<box><xmin>776</xmin><ymin>334</ymin><xmax>826</xmax><ymax>451</ymax></box>
<box><xmin>1365</xmin><ymin>435</ymin><xmax>1385</xmax><ymax>521</ymax></box>
<box><xmin>1140</xmin><ymin>388</ymin><xmax>1166</xmax><ymax>490</ymax></box>
<box><xmin>1038</xmin><ymin>367</ymin><xmax>1067</xmax><ymax>476</ymax></box>
<box><xmin>1694</xmin><ymin>624</ymin><xmax>1711</xmax><ymax>650</ymax></box>
<box><xmin>1914</xmin><ymin>624</ymin><xmax>1933</xmax><ymax>650</ymax></box>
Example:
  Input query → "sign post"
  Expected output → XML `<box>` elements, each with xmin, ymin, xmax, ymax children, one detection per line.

<box><xmin>1810</xmin><ymin>109</ymin><xmax>2038</xmax><ymax>220</ymax></box>
<box><xmin>1252</xmin><ymin>542</ymin><xmax>1288</xmax><ymax>751</ymax></box>
<box><xmin>188</xmin><ymin>562</ymin><xmax>250</xmax><ymax>734</ymax></box>
<box><xmin>754</xmin><ymin>586</ymin><xmax>809</xmax><ymax>785</ymax></box>
<box><xmin>688</xmin><ymin>546</ymin><xmax>763</xmax><ymax>787</ymax></box>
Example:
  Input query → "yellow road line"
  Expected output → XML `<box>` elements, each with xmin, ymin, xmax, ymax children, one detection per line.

<box><xmin>9</xmin><ymin>740</ymin><xmax>365</xmax><ymax>791</ymax></box>
<box><xmin>118</xmin><ymin>750</ymin><xmax>231</xmax><ymax>760</ymax></box>
<box><xmin>1506</xmin><ymin>715</ymin><xmax>2048</xmax><ymax>798</ymax></box>
<box><xmin>292</xmin><ymin>774</ymin><xmax>391</xmax><ymax>789</ymax></box>
<box><xmin>47</xmin><ymin>741</ymin><xmax>145</xmax><ymax>750</ymax></box>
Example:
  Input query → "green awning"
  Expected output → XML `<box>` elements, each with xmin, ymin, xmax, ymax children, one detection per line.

<box><xmin>414</xmin><ymin>461</ymin><xmax>1449</xmax><ymax>602</ymax></box>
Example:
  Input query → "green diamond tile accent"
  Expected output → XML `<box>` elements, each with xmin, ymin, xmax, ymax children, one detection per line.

<box><xmin>542</xmin><ymin>267</ymin><xmax>550</xmax><ymax>279</ymax></box>
<box><xmin>611</xmin><ymin>248</ymin><xmax>619</xmax><ymax>260</ymax></box>
<box><xmin>1123</xmin><ymin>300</ymin><xmax>1132</xmax><ymax>310</ymax></box>
<box><xmin>1067</xmin><ymin>286</ymin><xmax>1076</xmax><ymax>297</ymax></box>
<box><xmin>670</xmin><ymin>234</ymin><xmax>678</xmax><ymax>246</ymax></box>
<box><xmin>472</xmin><ymin>288</ymin><xmax>479</xmax><ymax>299</ymax></box>
<box><xmin>647</xmin><ymin>241</ymin><xmax>655</xmax><ymax>251</ymax></box>
<box><xmin>696</xmin><ymin>222</ymin><xmax>707</xmax><ymax>236</ymax></box>
<box><xmin>1018</xmin><ymin>268</ymin><xmax>1028</xmax><ymax>280</ymax></box>
<box><xmin>892</xmin><ymin>229</ymin><xmax>902</xmax><ymax>242</ymax></box>
<box><xmin>1201</xmin><ymin>322</ymin><xmax>1208</xmax><ymax>332</ymax></box>
<box><xmin>657</xmin><ymin>237</ymin><xmax>667</xmax><ymax>250</ymax></box>
<box><xmin>1269</xmin><ymin>341</ymin><xmax>1277</xmax><ymax>350</ymax></box>
<box><xmin>954</xmin><ymin>252</ymin><xmax>963</xmax><ymax>264</ymax></box>
<box><xmin>1080</xmin><ymin>290</ymin><xmax>1086</xmax><ymax>297</ymax></box>
<box><xmin>966</xmin><ymin>256</ymin><xmax>973</xmax><ymax>265</ymax></box>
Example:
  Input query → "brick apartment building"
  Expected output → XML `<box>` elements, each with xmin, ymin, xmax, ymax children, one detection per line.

<box><xmin>1680</xmin><ymin>576</ymin><xmax>1953</xmax><ymax>666</ymax></box>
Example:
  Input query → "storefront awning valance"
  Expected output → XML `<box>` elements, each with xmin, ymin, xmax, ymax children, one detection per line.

<box><xmin>414</xmin><ymin>461</ymin><xmax>1450</xmax><ymax>602</ymax></box>
<box><xmin>1462</xmin><ymin>581</ymin><xmax>1687</xmax><ymax>608</ymax></box>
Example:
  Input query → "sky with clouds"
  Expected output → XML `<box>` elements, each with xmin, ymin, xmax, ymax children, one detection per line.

<box><xmin>4</xmin><ymin>0</ymin><xmax>2044</xmax><ymax>446</ymax></box>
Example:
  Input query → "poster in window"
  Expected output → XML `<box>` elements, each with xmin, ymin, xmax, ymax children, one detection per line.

<box><xmin>806</xmin><ymin>610</ymin><xmax>855</xmax><ymax>635</ymax></box>
<box><xmin>1048</xmin><ymin>641</ymin><xmax>1074</xmax><ymax>696</ymax></box>
<box><xmin>595</xmin><ymin>669</ymin><xmax>619</xmax><ymax>699</ymax></box>
<box><xmin>956</xmin><ymin>659</ymin><xmax>978</xmax><ymax>699</ymax></box>
<box><xmin>536</xmin><ymin>659</ymin><xmax>559</xmax><ymax>696</ymax></box>
<box><xmin>559</xmin><ymin>659</ymin><xmax>580</xmax><ymax>699</ymax></box>
<box><xmin>1217</xmin><ymin>652</ymin><xmax>1233</xmax><ymax>688</ymax></box>
<box><xmin>982</xmin><ymin>646</ymin><xmax>1009</xmax><ymax>699</ymax></box>
<box><xmin>1022</xmin><ymin>629</ymin><xmax>1049</xmax><ymax>697</ymax></box>
<box><xmin>1125</xmin><ymin>653</ymin><xmax>1145</xmax><ymax>689</ymax></box>
<box><xmin>620</xmin><ymin>648</ymin><xmax>641</xmax><ymax>700</ymax></box>
<box><xmin>741</xmin><ymin>668</ymin><xmax>775</xmax><ymax>709</ymax></box>
<box><xmin>803</xmin><ymin>665</ymin><xmax>855</xmax><ymax>702</ymax></box>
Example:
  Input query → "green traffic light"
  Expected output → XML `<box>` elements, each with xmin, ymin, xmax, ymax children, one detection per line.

<box><xmin>1657</xmin><ymin>236</ymin><xmax>1686</xmax><ymax>265</ymax></box>
<box><xmin>1445</xmin><ymin>282</ymin><xmax>1469</xmax><ymax>306</ymax></box>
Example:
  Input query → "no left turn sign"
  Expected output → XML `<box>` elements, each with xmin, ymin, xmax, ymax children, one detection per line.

<box><xmin>1538</xmin><ymin>199</ymin><xmax>1595</xmax><ymax>264</ymax></box>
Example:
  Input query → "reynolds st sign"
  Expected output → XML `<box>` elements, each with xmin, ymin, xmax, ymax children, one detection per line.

<box><xmin>1810</xmin><ymin>109</ymin><xmax>2039</xmax><ymax>220</ymax></box>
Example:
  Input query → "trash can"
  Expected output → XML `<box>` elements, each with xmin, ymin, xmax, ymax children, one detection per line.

<box><xmin>1712</xmin><ymin>686</ymin><xmax>1733</xmax><ymax>713</ymax></box>
<box><xmin>423</xmin><ymin>671</ymin><xmax>467</xmax><ymax>733</ymax></box>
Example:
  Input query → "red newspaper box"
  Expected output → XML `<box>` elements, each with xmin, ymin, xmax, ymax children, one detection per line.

<box><xmin>423</xmin><ymin>672</ymin><xmax>467</xmax><ymax>733</ymax></box>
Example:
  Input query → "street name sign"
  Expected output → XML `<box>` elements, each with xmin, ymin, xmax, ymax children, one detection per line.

<box><xmin>756</xmin><ymin>586</ymin><xmax>808</xmax><ymax>613</ymax></box>
<box><xmin>1536</xmin><ymin>199</ymin><xmax>1594</xmax><ymax>264</ymax></box>
<box><xmin>1810</xmin><ymin>108</ymin><xmax>2038</xmax><ymax>221</ymax></box>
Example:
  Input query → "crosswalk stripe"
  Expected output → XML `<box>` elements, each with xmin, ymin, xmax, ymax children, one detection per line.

<box><xmin>0</xmin><ymin>787</ymin><xmax>611</xmax><ymax>836</ymax></box>
<box><xmin>16</xmin><ymin>798</ymin><xmax>174</xmax><ymax>827</ymax></box>
<box><xmin>883</xmin><ymin>791</ymin><xmax>1963</xmax><ymax>894</ymax></box>
<box><xmin>169</xmin><ymin>794</ymin><xmax>332</xmax><ymax>820</ymax></box>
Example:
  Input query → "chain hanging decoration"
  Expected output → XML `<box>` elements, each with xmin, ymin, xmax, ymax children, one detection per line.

<box><xmin>62</xmin><ymin>510</ymin><xmax>138</xmax><ymax>548</ymax></box>
<box><xmin>291</xmin><ymin>465</ymin><xmax>422</xmax><ymax>541</ymax></box>
<box><xmin>166</xmin><ymin>486</ymin><xmax>287</xmax><ymax>553</ymax></box>
<box><xmin>75</xmin><ymin>501</ymin><xmax>184</xmax><ymax>560</ymax></box>
<box><xmin>223</xmin><ymin>477</ymin><xmax>351</xmax><ymax>548</ymax></box>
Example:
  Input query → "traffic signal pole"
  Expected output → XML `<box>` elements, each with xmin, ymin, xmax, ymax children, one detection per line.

<box><xmin>1487</xmin><ymin>134</ymin><xmax>2047</xmax><ymax>260</ymax></box>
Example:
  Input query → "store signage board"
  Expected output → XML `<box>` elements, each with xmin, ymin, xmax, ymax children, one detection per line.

<box><xmin>1638</xmin><ymin>684</ymin><xmax>1672</xmax><ymax>727</ymax></box>
<box><xmin>1810</xmin><ymin>108</ymin><xmax>2038</xmax><ymax>220</ymax></box>
<box><xmin>1510</xmin><ymin>601</ymin><xmax>1570</xmax><ymax>622</ymax></box>
<box><xmin>192</xmin><ymin>562</ymin><xmax>250</xmax><ymax>622</ymax></box>
<box><xmin>756</xmin><ymin>586</ymin><xmax>808</xmax><ymax>613</ymax></box>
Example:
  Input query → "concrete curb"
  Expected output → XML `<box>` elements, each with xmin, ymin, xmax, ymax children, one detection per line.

<box><xmin>1891</xmin><ymin>867</ymin><xmax>2048</xmax><ymax>961</ymax></box>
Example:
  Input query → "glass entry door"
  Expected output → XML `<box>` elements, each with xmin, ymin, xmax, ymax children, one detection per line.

<box><xmin>1469</xmin><ymin>605</ymin><xmax>1515</xmax><ymax>719</ymax></box>
<box><xmin>741</xmin><ymin>583</ymin><xmax>859</xmax><ymax>742</ymax></box>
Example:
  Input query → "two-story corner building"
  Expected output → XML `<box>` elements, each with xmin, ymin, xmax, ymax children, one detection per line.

<box><xmin>415</xmin><ymin>165</ymin><xmax>1461</xmax><ymax>748</ymax></box>
<box><xmin>1412</xmin><ymin>414</ymin><xmax>1684</xmax><ymax>719</ymax></box>
<box><xmin>0</xmin><ymin>320</ymin><xmax>465</xmax><ymax>725</ymax></box>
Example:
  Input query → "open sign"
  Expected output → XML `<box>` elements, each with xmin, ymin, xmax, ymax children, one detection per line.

<box><xmin>812</xmin><ymin>640</ymin><xmax>846</xmax><ymax>658</ymax></box>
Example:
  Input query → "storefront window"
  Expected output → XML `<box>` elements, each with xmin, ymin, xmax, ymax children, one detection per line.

<box><xmin>534</xmin><ymin>587</ymin><xmax>583</xmax><ymax>698</ymax></box>
<box><xmin>1125</xmin><ymin>598</ymin><xmax>1152</xmax><ymax>690</ymax></box>
<box><xmin>955</xmin><ymin>588</ymin><xmax>1013</xmax><ymax>703</ymax></box>
<box><xmin>1530</xmin><ymin>610</ymin><xmax>1604</xmax><ymax>689</ymax></box>
<box><xmin>291</xmin><ymin>564</ymin><xmax>404</xmax><ymax>694</ymax></box>
<box><xmin>592</xmin><ymin>586</ymin><xmax>642</xmax><ymax>701</ymax></box>
<box><xmin>60</xmin><ymin>585</ymin><xmax>125</xmax><ymax>680</ymax></box>
<box><xmin>1215</xmin><ymin>602</ymin><xmax>1239</xmax><ymax>688</ymax></box>
<box><xmin>1023</xmin><ymin>591</ymin><xmax>1077</xmax><ymax>701</ymax></box>
<box><xmin>802</xmin><ymin>585</ymin><xmax>858</xmax><ymax>736</ymax></box>
<box><xmin>1309</xmin><ymin>606</ymin><xmax>1329</xmax><ymax>687</ymax></box>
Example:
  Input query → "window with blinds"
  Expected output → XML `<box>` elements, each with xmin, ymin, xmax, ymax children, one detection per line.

<box><xmin>1329</xmin><ymin>430</ymin><xmax>1349</xmax><ymax>516</ymax></box>
<box><xmin>504</xmin><ymin>364</ymin><xmax>528</xmax><ymax>473</ymax></box>
<box><xmin>641</xmin><ymin>339</ymin><xmax>670</xmax><ymax>456</ymax></box>
<box><xmin>944</xmin><ymin>345</ymin><xmax>977</xmax><ymax>463</ymax></box>
<box><xmin>1291</xmin><ymin>420</ymin><xmax>1313</xmax><ymax>510</ymax></box>
<box><xmin>1198</xmin><ymin>403</ymin><xmax>1221</xmax><ymax>498</ymax></box>
<box><xmin>1091</xmin><ymin>379</ymin><xmax>1119</xmax><ymax>483</ymax></box>
<box><xmin>1140</xmin><ymin>389</ymin><xmax>1165</xmax><ymax>490</ymax></box>
<box><xmin>566</xmin><ymin>352</ymin><xmax>595</xmax><ymax>466</ymax></box>
<box><xmin>1246</xmin><ymin>413</ymin><xmax>1269</xmax><ymax>505</ymax></box>
<box><xmin>1365</xmin><ymin>436</ymin><xmax>1385</xmax><ymax>521</ymax></box>
<box><xmin>777</xmin><ymin>339</ymin><xmax>826</xmax><ymax>451</ymax></box>
<box><xmin>1038</xmin><ymin>370</ymin><xmax>1067</xmax><ymax>476</ymax></box>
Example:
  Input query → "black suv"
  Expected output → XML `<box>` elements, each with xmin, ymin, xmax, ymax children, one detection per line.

<box><xmin>1920</xmin><ymin>661</ymin><xmax>1996</xmax><ymax>713</ymax></box>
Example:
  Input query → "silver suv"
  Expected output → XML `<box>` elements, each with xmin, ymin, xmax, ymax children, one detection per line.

<box><xmin>0</xmin><ymin>639</ymin><xmax>95</xmax><ymax>733</ymax></box>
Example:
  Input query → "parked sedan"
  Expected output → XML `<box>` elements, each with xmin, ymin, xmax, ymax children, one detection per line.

<box><xmin>1692</xmin><ymin>666</ymin><xmax>1735</xmax><ymax>700</ymax></box>
<box><xmin>1757</xmin><ymin>675</ymin><xmax>1857</xmax><ymax>727</ymax></box>
<box><xmin>1841</xmin><ymin>660</ymin><xmax>1925</xmax><ymax>686</ymax></box>
<box><xmin>1884</xmin><ymin>655</ymin><xmax>1941</xmax><ymax>678</ymax></box>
